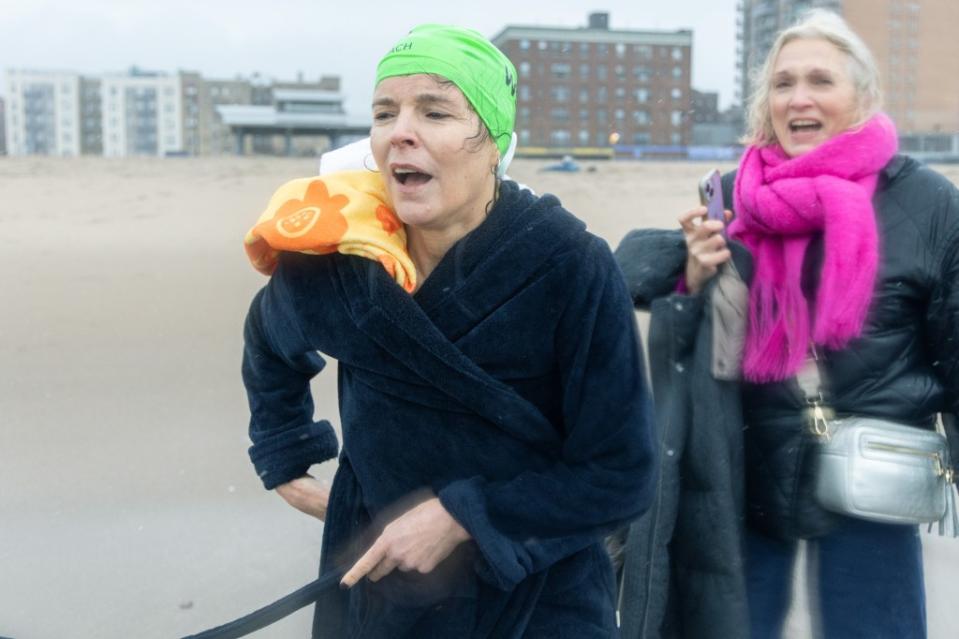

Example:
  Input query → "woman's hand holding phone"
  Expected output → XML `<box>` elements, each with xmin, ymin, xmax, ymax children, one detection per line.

<box><xmin>681</xmin><ymin>170</ymin><xmax>733</xmax><ymax>294</ymax></box>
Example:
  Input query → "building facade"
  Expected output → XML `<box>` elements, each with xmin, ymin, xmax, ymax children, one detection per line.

<box><xmin>100</xmin><ymin>70</ymin><xmax>183</xmax><ymax>157</ymax></box>
<box><xmin>737</xmin><ymin>0</ymin><xmax>959</xmax><ymax>136</ymax></box>
<box><xmin>4</xmin><ymin>67</ymin><xmax>358</xmax><ymax>157</ymax></box>
<box><xmin>843</xmin><ymin>0</ymin><xmax>959</xmax><ymax>135</ymax></box>
<box><xmin>217</xmin><ymin>80</ymin><xmax>368</xmax><ymax>157</ymax></box>
<box><xmin>4</xmin><ymin>70</ymin><xmax>83</xmax><ymax>156</ymax></box>
<box><xmin>0</xmin><ymin>97</ymin><xmax>6</xmax><ymax>155</ymax></box>
<box><xmin>79</xmin><ymin>77</ymin><xmax>103</xmax><ymax>155</ymax></box>
<box><xmin>492</xmin><ymin>12</ymin><xmax>693</xmax><ymax>157</ymax></box>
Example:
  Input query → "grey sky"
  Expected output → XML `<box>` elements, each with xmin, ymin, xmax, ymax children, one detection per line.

<box><xmin>0</xmin><ymin>0</ymin><xmax>739</xmax><ymax>113</ymax></box>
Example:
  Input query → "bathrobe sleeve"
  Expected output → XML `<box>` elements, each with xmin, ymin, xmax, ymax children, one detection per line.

<box><xmin>438</xmin><ymin>239</ymin><xmax>658</xmax><ymax>590</ymax></box>
<box><xmin>241</xmin><ymin>261</ymin><xmax>340</xmax><ymax>490</ymax></box>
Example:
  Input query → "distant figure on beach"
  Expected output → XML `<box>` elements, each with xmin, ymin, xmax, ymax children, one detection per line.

<box><xmin>614</xmin><ymin>10</ymin><xmax>959</xmax><ymax>639</ymax></box>
<box><xmin>241</xmin><ymin>23</ymin><xmax>656</xmax><ymax>638</ymax></box>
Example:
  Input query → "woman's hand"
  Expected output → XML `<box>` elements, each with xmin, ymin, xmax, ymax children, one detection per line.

<box><xmin>340</xmin><ymin>496</ymin><xmax>471</xmax><ymax>588</ymax></box>
<box><xmin>275</xmin><ymin>475</ymin><xmax>330</xmax><ymax>521</ymax></box>
<box><xmin>679</xmin><ymin>206</ymin><xmax>732</xmax><ymax>295</ymax></box>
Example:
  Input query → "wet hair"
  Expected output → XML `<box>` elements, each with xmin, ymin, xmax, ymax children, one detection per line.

<box><xmin>743</xmin><ymin>9</ymin><xmax>882</xmax><ymax>146</ymax></box>
<box><xmin>430</xmin><ymin>75</ymin><xmax>500</xmax><ymax>214</ymax></box>
<box><xmin>429</xmin><ymin>75</ymin><xmax>495</xmax><ymax>153</ymax></box>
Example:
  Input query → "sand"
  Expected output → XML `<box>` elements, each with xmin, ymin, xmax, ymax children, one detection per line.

<box><xmin>1</xmin><ymin>156</ymin><xmax>955</xmax><ymax>638</ymax></box>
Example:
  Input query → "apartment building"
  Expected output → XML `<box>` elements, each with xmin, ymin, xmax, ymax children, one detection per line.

<box><xmin>3</xmin><ymin>69</ymin><xmax>82</xmax><ymax>156</ymax></box>
<box><xmin>79</xmin><ymin>77</ymin><xmax>103</xmax><ymax>155</ymax></box>
<box><xmin>0</xmin><ymin>97</ymin><xmax>6</xmax><ymax>154</ymax></box>
<box><xmin>5</xmin><ymin>66</ymin><xmax>355</xmax><ymax>157</ymax></box>
<box><xmin>492</xmin><ymin>12</ymin><xmax>693</xmax><ymax>157</ymax></box>
<box><xmin>100</xmin><ymin>70</ymin><xmax>183</xmax><ymax>157</ymax></box>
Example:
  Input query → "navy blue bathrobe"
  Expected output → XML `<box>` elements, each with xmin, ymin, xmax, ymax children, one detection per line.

<box><xmin>241</xmin><ymin>180</ymin><xmax>657</xmax><ymax>638</ymax></box>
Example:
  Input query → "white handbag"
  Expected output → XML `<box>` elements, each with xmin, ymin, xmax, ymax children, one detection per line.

<box><xmin>798</xmin><ymin>348</ymin><xmax>959</xmax><ymax>535</ymax></box>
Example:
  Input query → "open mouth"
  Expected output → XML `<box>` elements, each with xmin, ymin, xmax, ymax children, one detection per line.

<box><xmin>393</xmin><ymin>167</ymin><xmax>433</xmax><ymax>187</ymax></box>
<box><xmin>789</xmin><ymin>119</ymin><xmax>822</xmax><ymax>134</ymax></box>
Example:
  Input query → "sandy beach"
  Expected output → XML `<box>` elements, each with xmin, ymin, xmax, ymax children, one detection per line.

<box><xmin>1</xmin><ymin>156</ymin><xmax>956</xmax><ymax>638</ymax></box>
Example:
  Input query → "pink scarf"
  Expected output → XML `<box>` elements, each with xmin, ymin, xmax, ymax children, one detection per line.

<box><xmin>729</xmin><ymin>113</ymin><xmax>899</xmax><ymax>382</ymax></box>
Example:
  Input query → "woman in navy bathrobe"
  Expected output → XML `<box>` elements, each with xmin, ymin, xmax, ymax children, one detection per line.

<box><xmin>241</xmin><ymin>24</ymin><xmax>657</xmax><ymax>638</ymax></box>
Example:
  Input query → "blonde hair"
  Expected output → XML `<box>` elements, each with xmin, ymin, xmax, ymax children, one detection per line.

<box><xmin>743</xmin><ymin>9</ymin><xmax>882</xmax><ymax>146</ymax></box>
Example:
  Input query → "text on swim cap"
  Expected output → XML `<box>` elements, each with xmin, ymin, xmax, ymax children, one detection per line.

<box><xmin>389</xmin><ymin>41</ymin><xmax>413</xmax><ymax>54</ymax></box>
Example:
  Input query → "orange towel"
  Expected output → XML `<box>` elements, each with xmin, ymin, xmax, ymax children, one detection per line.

<box><xmin>244</xmin><ymin>170</ymin><xmax>417</xmax><ymax>293</ymax></box>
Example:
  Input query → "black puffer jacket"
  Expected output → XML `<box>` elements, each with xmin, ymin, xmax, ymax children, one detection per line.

<box><xmin>732</xmin><ymin>155</ymin><xmax>959</xmax><ymax>539</ymax></box>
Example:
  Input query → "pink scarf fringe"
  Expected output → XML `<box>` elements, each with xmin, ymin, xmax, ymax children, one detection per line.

<box><xmin>729</xmin><ymin>113</ymin><xmax>899</xmax><ymax>382</ymax></box>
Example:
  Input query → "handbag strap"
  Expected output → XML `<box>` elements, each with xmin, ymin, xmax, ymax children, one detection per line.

<box><xmin>796</xmin><ymin>344</ymin><xmax>834</xmax><ymax>438</ymax></box>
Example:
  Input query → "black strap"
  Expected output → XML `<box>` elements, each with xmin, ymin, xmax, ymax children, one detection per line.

<box><xmin>181</xmin><ymin>571</ymin><xmax>342</xmax><ymax>639</ymax></box>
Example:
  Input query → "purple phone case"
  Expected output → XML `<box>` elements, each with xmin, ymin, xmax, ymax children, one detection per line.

<box><xmin>699</xmin><ymin>170</ymin><xmax>725</xmax><ymax>222</ymax></box>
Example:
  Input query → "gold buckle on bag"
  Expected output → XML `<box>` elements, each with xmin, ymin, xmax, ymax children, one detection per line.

<box><xmin>934</xmin><ymin>454</ymin><xmax>955</xmax><ymax>482</ymax></box>
<box><xmin>805</xmin><ymin>400</ymin><xmax>834</xmax><ymax>440</ymax></box>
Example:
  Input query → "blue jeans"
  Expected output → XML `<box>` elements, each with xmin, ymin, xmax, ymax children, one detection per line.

<box><xmin>745</xmin><ymin>518</ymin><xmax>926</xmax><ymax>639</ymax></box>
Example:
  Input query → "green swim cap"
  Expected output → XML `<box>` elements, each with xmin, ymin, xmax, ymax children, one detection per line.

<box><xmin>376</xmin><ymin>24</ymin><xmax>518</xmax><ymax>158</ymax></box>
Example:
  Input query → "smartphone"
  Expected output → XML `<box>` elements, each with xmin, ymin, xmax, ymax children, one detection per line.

<box><xmin>698</xmin><ymin>169</ymin><xmax>726</xmax><ymax>224</ymax></box>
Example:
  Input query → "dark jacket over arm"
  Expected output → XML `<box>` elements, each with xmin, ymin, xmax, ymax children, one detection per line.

<box><xmin>614</xmin><ymin>227</ymin><xmax>752</xmax><ymax>639</ymax></box>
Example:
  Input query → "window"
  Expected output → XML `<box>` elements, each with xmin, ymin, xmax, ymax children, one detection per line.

<box><xmin>579</xmin><ymin>108</ymin><xmax>589</xmax><ymax>121</ymax></box>
<box><xmin>596</xmin><ymin>86</ymin><xmax>607</xmax><ymax>103</ymax></box>
<box><xmin>615</xmin><ymin>64</ymin><xmax>625</xmax><ymax>80</ymax></box>
<box><xmin>614</xmin><ymin>87</ymin><xmax>626</xmax><ymax>100</ymax></box>
<box><xmin>671</xmin><ymin>132</ymin><xmax>682</xmax><ymax>145</ymax></box>
<box><xmin>551</xmin><ymin>63</ymin><xmax>571</xmax><ymax>79</ymax></box>
<box><xmin>579</xmin><ymin>129</ymin><xmax>590</xmax><ymax>144</ymax></box>
<box><xmin>671</xmin><ymin>110</ymin><xmax>683</xmax><ymax>127</ymax></box>
<box><xmin>615</xmin><ymin>43</ymin><xmax>626</xmax><ymax>58</ymax></box>
<box><xmin>672</xmin><ymin>47</ymin><xmax>683</xmax><ymax>61</ymax></box>
<box><xmin>551</xmin><ymin>86</ymin><xmax>570</xmax><ymax>102</ymax></box>
<box><xmin>597</xmin><ymin>43</ymin><xmax>608</xmax><ymax>56</ymax></box>
<box><xmin>614</xmin><ymin>108</ymin><xmax>625</xmax><ymax>121</ymax></box>
<box><xmin>550</xmin><ymin>107</ymin><xmax>570</xmax><ymax>121</ymax></box>
<box><xmin>519</xmin><ymin>129</ymin><xmax>531</xmax><ymax>144</ymax></box>
<box><xmin>518</xmin><ymin>106</ymin><xmax>530</xmax><ymax>122</ymax></box>
<box><xmin>672</xmin><ymin>66</ymin><xmax>683</xmax><ymax>79</ymax></box>
<box><xmin>520</xmin><ymin>39</ymin><xmax>530</xmax><ymax>50</ymax></box>
<box><xmin>635</xmin><ymin>45</ymin><xmax>652</xmax><ymax>60</ymax></box>
<box><xmin>579</xmin><ymin>63</ymin><xmax>590</xmax><ymax>79</ymax></box>
<box><xmin>634</xmin><ymin>88</ymin><xmax>649</xmax><ymax>103</ymax></box>
<box><xmin>633</xmin><ymin>132</ymin><xmax>651</xmax><ymax>145</ymax></box>
<box><xmin>550</xmin><ymin>129</ymin><xmax>571</xmax><ymax>145</ymax></box>
<box><xmin>579</xmin><ymin>88</ymin><xmax>589</xmax><ymax>103</ymax></box>
<box><xmin>634</xmin><ymin>66</ymin><xmax>651</xmax><ymax>83</ymax></box>
<box><xmin>579</xmin><ymin>42</ymin><xmax>590</xmax><ymax>55</ymax></box>
<box><xmin>538</xmin><ymin>40</ymin><xmax>547</xmax><ymax>50</ymax></box>
<box><xmin>597</xmin><ymin>110</ymin><xmax>607</xmax><ymax>125</ymax></box>
<box><xmin>671</xmin><ymin>88</ymin><xmax>682</xmax><ymax>100</ymax></box>
<box><xmin>633</xmin><ymin>110</ymin><xmax>649</xmax><ymax>125</ymax></box>
<box><xmin>596</xmin><ymin>65</ymin><xmax>607</xmax><ymax>81</ymax></box>
<box><xmin>519</xmin><ymin>86</ymin><xmax>530</xmax><ymax>102</ymax></box>
<box><xmin>519</xmin><ymin>61</ymin><xmax>531</xmax><ymax>77</ymax></box>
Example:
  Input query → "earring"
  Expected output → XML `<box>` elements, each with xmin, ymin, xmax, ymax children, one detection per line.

<box><xmin>362</xmin><ymin>153</ymin><xmax>379</xmax><ymax>172</ymax></box>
